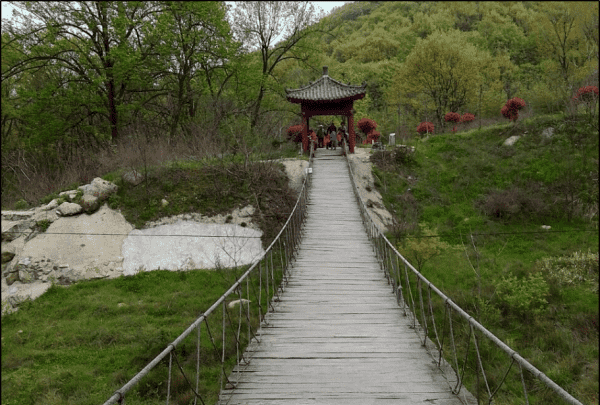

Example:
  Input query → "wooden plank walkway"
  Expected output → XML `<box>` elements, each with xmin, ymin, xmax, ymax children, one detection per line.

<box><xmin>219</xmin><ymin>148</ymin><xmax>471</xmax><ymax>404</ymax></box>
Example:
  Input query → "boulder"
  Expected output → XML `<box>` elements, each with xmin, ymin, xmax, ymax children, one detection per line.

<box><xmin>78</xmin><ymin>177</ymin><xmax>118</xmax><ymax>200</ymax></box>
<box><xmin>1</xmin><ymin>251</ymin><xmax>15</xmax><ymax>264</ymax></box>
<box><xmin>503</xmin><ymin>135</ymin><xmax>520</xmax><ymax>146</ymax></box>
<box><xmin>59</xmin><ymin>190</ymin><xmax>78</xmax><ymax>201</ymax></box>
<box><xmin>542</xmin><ymin>127</ymin><xmax>554</xmax><ymax>139</ymax></box>
<box><xmin>122</xmin><ymin>170</ymin><xmax>144</xmax><ymax>186</ymax></box>
<box><xmin>57</xmin><ymin>202</ymin><xmax>83</xmax><ymax>216</ymax></box>
<box><xmin>228</xmin><ymin>299</ymin><xmax>251</xmax><ymax>309</ymax></box>
<box><xmin>81</xmin><ymin>194</ymin><xmax>99</xmax><ymax>213</ymax></box>
<box><xmin>31</xmin><ymin>208</ymin><xmax>59</xmax><ymax>224</ymax></box>
<box><xmin>41</xmin><ymin>199</ymin><xmax>60</xmax><ymax>211</ymax></box>
<box><xmin>5</xmin><ymin>272</ymin><xmax>19</xmax><ymax>286</ymax></box>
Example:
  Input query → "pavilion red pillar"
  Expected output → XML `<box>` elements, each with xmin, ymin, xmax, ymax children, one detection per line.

<box><xmin>302</xmin><ymin>114</ymin><xmax>309</xmax><ymax>152</ymax></box>
<box><xmin>348</xmin><ymin>114</ymin><xmax>355</xmax><ymax>154</ymax></box>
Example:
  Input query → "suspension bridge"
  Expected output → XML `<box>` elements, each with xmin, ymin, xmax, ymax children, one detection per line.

<box><xmin>218</xmin><ymin>148</ymin><xmax>470</xmax><ymax>404</ymax></box>
<box><xmin>104</xmin><ymin>143</ymin><xmax>584</xmax><ymax>405</ymax></box>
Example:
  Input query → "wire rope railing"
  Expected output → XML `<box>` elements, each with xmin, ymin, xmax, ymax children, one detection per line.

<box><xmin>103</xmin><ymin>143</ymin><xmax>314</xmax><ymax>405</ymax></box>
<box><xmin>341</xmin><ymin>141</ymin><xmax>584</xmax><ymax>405</ymax></box>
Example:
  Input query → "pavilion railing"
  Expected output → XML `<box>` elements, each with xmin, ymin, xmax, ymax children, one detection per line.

<box><xmin>103</xmin><ymin>143</ymin><xmax>314</xmax><ymax>405</ymax></box>
<box><xmin>342</xmin><ymin>140</ymin><xmax>583</xmax><ymax>405</ymax></box>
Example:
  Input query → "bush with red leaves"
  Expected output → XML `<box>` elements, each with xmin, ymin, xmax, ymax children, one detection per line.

<box><xmin>501</xmin><ymin>97</ymin><xmax>526</xmax><ymax>122</ymax></box>
<box><xmin>572</xmin><ymin>86</ymin><xmax>599</xmax><ymax>119</ymax></box>
<box><xmin>572</xmin><ymin>86</ymin><xmax>599</xmax><ymax>103</ymax></box>
<box><xmin>357</xmin><ymin>117</ymin><xmax>378</xmax><ymax>135</ymax></box>
<box><xmin>287</xmin><ymin>124</ymin><xmax>304</xmax><ymax>143</ymax></box>
<box><xmin>364</xmin><ymin>130</ymin><xmax>381</xmax><ymax>144</ymax></box>
<box><xmin>445</xmin><ymin>112</ymin><xmax>461</xmax><ymax>132</ymax></box>
<box><xmin>460</xmin><ymin>113</ymin><xmax>475</xmax><ymax>123</ymax></box>
<box><xmin>416</xmin><ymin>122</ymin><xmax>435</xmax><ymax>135</ymax></box>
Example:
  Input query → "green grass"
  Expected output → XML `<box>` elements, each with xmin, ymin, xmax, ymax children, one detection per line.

<box><xmin>1</xmin><ymin>266</ymin><xmax>286</xmax><ymax>404</ymax></box>
<box><xmin>372</xmin><ymin>112</ymin><xmax>599</xmax><ymax>404</ymax></box>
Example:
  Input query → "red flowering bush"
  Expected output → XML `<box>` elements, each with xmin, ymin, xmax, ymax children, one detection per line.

<box><xmin>416</xmin><ymin>122</ymin><xmax>435</xmax><ymax>135</ymax></box>
<box><xmin>572</xmin><ymin>86</ymin><xmax>599</xmax><ymax>120</ymax></box>
<box><xmin>364</xmin><ymin>130</ymin><xmax>381</xmax><ymax>144</ymax></box>
<box><xmin>573</xmin><ymin>86</ymin><xmax>599</xmax><ymax>103</ymax></box>
<box><xmin>460</xmin><ymin>113</ymin><xmax>475</xmax><ymax>123</ymax></box>
<box><xmin>287</xmin><ymin>125</ymin><xmax>304</xmax><ymax>143</ymax></box>
<box><xmin>444</xmin><ymin>112</ymin><xmax>461</xmax><ymax>132</ymax></box>
<box><xmin>357</xmin><ymin>117</ymin><xmax>381</xmax><ymax>144</ymax></box>
<box><xmin>357</xmin><ymin>118</ymin><xmax>378</xmax><ymax>134</ymax></box>
<box><xmin>501</xmin><ymin>97</ymin><xmax>526</xmax><ymax>122</ymax></box>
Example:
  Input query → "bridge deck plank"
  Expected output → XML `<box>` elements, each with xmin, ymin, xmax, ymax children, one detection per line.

<box><xmin>219</xmin><ymin>149</ymin><xmax>473</xmax><ymax>404</ymax></box>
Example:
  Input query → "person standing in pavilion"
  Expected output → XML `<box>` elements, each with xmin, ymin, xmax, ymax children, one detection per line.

<box><xmin>316</xmin><ymin>124</ymin><xmax>325</xmax><ymax>148</ymax></box>
<box><xmin>327</xmin><ymin>122</ymin><xmax>337</xmax><ymax>150</ymax></box>
<box><xmin>327</xmin><ymin>122</ymin><xmax>338</xmax><ymax>150</ymax></box>
<box><xmin>339</xmin><ymin>121</ymin><xmax>348</xmax><ymax>146</ymax></box>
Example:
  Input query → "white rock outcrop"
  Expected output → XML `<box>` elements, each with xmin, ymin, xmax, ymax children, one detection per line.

<box><xmin>503</xmin><ymin>135</ymin><xmax>520</xmax><ymax>146</ymax></box>
<box><xmin>57</xmin><ymin>202</ymin><xmax>83</xmax><ymax>216</ymax></box>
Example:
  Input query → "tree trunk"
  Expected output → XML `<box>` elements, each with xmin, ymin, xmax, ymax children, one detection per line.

<box><xmin>251</xmin><ymin>85</ymin><xmax>265</xmax><ymax>130</ymax></box>
<box><xmin>107</xmin><ymin>77</ymin><xmax>118</xmax><ymax>140</ymax></box>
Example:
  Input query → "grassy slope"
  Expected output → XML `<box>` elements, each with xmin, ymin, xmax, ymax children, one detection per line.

<box><xmin>371</xmin><ymin>113</ymin><xmax>598</xmax><ymax>404</ymax></box>
<box><xmin>2</xmin><ymin>269</ymin><xmax>257</xmax><ymax>405</ymax></box>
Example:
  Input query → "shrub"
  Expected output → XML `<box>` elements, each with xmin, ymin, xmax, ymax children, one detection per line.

<box><xmin>416</xmin><ymin>121</ymin><xmax>435</xmax><ymax>136</ymax></box>
<box><xmin>496</xmin><ymin>272</ymin><xmax>549</xmax><ymax>317</ymax></box>
<box><xmin>398</xmin><ymin>226</ymin><xmax>452</xmax><ymax>271</ymax></box>
<box><xmin>364</xmin><ymin>130</ymin><xmax>381</xmax><ymax>145</ymax></box>
<box><xmin>538</xmin><ymin>250</ymin><xmax>599</xmax><ymax>293</ymax></box>
<box><xmin>392</xmin><ymin>145</ymin><xmax>416</xmax><ymax>166</ymax></box>
<box><xmin>460</xmin><ymin>112</ymin><xmax>475</xmax><ymax>124</ymax></box>
<box><xmin>444</xmin><ymin>112</ymin><xmax>461</xmax><ymax>132</ymax></box>
<box><xmin>357</xmin><ymin>117</ymin><xmax>378</xmax><ymax>135</ymax></box>
<box><xmin>286</xmin><ymin>124</ymin><xmax>304</xmax><ymax>143</ymax></box>
<box><xmin>479</xmin><ymin>187</ymin><xmax>548</xmax><ymax>222</ymax></box>
<box><xmin>501</xmin><ymin>97</ymin><xmax>526</xmax><ymax>123</ymax></box>
<box><xmin>572</xmin><ymin>86</ymin><xmax>599</xmax><ymax>103</ymax></box>
<box><xmin>35</xmin><ymin>220</ymin><xmax>51</xmax><ymax>232</ymax></box>
<box><xmin>370</xmin><ymin>145</ymin><xmax>415</xmax><ymax>170</ymax></box>
<box><xmin>572</xmin><ymin>86</ymin><xmax>599</xmax><ymax>120</ymax></box>
<box><xmin>14</xmin><ymin>199</ymin><xmax>29</xmax><ymax>210</ymax></box>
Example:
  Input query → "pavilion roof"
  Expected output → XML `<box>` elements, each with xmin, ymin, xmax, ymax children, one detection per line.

<box><xmin>285</xmin><ymin>66</ymin><xmax>366</xmax><ymax>103</ymax></box>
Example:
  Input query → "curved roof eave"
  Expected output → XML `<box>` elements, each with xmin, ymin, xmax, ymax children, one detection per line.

<box><xmin>285</xmin><ymin>69</ymin><xmax>367</xmax><ymax>103</ymax></box>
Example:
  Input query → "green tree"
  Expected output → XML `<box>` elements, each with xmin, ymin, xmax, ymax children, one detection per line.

<box><xmin>157</xmin><ymin>2</ymin><xmax>237</xmax><ymax>139</ymax></box>
<box><xmin>229</xmin><ymin>1</ymin><xmax>322</xmax><ymax>130</ymax></box>
<box><xmin>399</xmin><ymin>226</ymin><xmax>453</xmax><ymax>272</ymax></box>
<box><xmin>2</xmin><ymin>1</ymin><xmax>166</xmax><ymax>142</ymax></box>
<box><xmin>533</xmin><ymin>2</ymin><xmax>599</xmax><ymax>99</ymax></box>
<box><xmin>391</xmin><ymin>29</ymin><xmax>495</xmax><ymax>131</ymax></box>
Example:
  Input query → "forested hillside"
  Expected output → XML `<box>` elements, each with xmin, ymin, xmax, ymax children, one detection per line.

<box><xmin>1</xmin><ymin>1</ymin><xmax>598</xmax><ymax>206</ymax></box>
<box><xmin>308</xmin><ymin>1</ymin><xmax>598</xmax><ymax>134</ymax></box>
